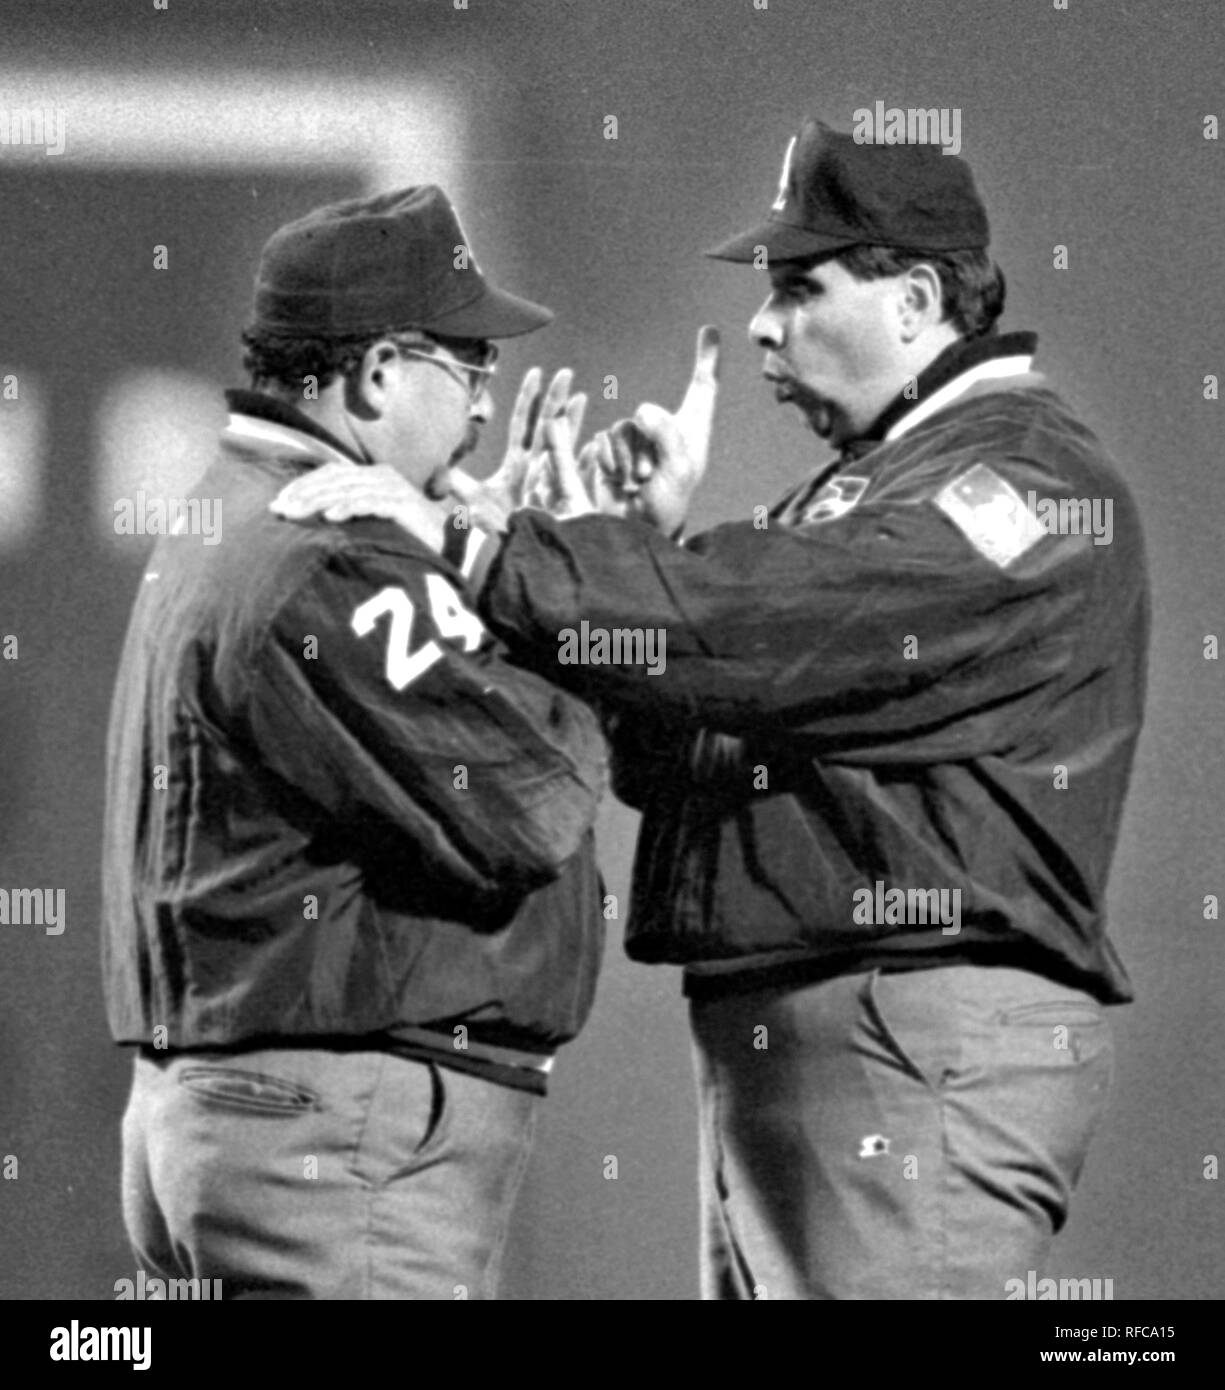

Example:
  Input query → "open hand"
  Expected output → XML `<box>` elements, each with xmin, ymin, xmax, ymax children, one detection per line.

<box><xmin>447</xmin><ymin>366</ymin><xmax>587</xmax><ymax>528</ymax></box>
<box><xmin>270</xmin><ymin>462</ymin><xmax>447</xmax><ymax>552</ymax></box>
<box><xmin>580</xmin><ymin>325</ymin><xmax>721</xmax><ymax>533</ymax></box>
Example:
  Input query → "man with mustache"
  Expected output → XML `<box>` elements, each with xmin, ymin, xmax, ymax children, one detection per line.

<box><xmin>102</xmin><ymin>186</ymin><xmax>607</xmax><ymax>1299</ymax></box>
<box><xmin>276</xmin><ymin>122</ymin><xmax>1149</xmax><ymax>1300</ymax></box>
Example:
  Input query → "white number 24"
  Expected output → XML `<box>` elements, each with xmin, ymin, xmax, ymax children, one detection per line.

<box><xmin>351</xmin><ymin>576</ymin><xmax>484</xmax><ymax>691</ymax></box>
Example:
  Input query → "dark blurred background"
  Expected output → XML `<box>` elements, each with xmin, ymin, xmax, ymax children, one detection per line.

<box><xmin>0</xmin><ymin>0</ymin><xmax>1222</xmax><ymax>1300</ymax></box>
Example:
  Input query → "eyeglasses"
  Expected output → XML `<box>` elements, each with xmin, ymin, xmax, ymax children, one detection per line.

<box><xmin>395</xmin><ymin>340</ymin><xmax>499</xmax><ymax>400</ymax></box>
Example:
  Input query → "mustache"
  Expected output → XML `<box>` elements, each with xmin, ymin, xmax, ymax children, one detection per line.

<box><xmin>425</xmin><ymin>422</ymin><xmax>483</xmax><ymax>500</ymax></box>
<box><xmin>452</xmin><ymin>420</ymin><xmax>481</xmax><ymax>458</ymax></box>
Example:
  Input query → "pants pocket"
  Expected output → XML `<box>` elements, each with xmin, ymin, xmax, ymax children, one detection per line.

<box><xmin>992</xmin><ymin>997</ymin><xmax>1113</xmax><ymax>1073</ymax></box>
<box><xmin>862</xmin><ymin>968</ymin><xmax>962</xmax><ymax>1091</ymax></box>
<box><xmin>176</xmin><ymin>1064</ymin><xmax>320</xmax><ymax>1116</ymax></box>
<box><xmin>369</xmin><ymin>1058</ymin><xmax>452</xmax><ymax>1185</ymax></box>
<box><xmin>408</xmin><ymin>1061</ymin><xmax>448</xmax><ymax>1159</ymax></box>
<box><xmin>995</xmin><ymin>998</ymin><xmax>1106</xmax><ymax>1028</ymax></box>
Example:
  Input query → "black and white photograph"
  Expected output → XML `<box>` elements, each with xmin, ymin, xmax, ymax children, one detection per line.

<box><xmin>0</xmin><ymin>0</ymin><xmax>1221</xmax><ymax>1353</ymax></box>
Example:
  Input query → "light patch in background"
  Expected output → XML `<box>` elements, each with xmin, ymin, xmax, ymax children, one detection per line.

<box><xmin>95</xmin><ymin>369</ymin><xmax>226</xmax><ymax>550</ymax></box>
<box><xmin>0</xmin><ymin>67</ymin><xmax>465</xmax><ymax>197</ymax></box>
<box><xmin>0</xmin><ymin>371</ymin><xmax>44</xmax><ymax>551</ymax></box>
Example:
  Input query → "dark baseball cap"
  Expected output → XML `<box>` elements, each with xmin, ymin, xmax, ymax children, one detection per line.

<box><xmin>707</xmin><ymin>117</ymin><xmax>990</xmax><ymax>264</ymax></box>
<box><xmin>250</xmin><ymin>185</ymin><xmax>553</xmax><ymax>341</ymax></box>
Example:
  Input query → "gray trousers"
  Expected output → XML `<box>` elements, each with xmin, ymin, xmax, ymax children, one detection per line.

<box><xmin>691</xmin><ymin>964</ymin><xmax>1116</xmax><ymax>1300</ymax></box>
<box><xmin>121</xmin><ymin>1047</ymin><xmax>538</xmax><ymax>1300</ymax></box>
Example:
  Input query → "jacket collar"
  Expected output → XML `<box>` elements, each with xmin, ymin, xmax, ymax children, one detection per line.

<box><xmin>223</xmin><ymin>388</ymin><xmax>473</xmax><ymax>567</ymax></box>
<box><xmin>222</xmin><ymin>389</ymin><xmax>368</xmax><ymax>466</ymax></box>
<box><xmin>839</xmin><ymin>330</ymin><xmax>1038</xmax><ymax>462</ymax></box>
<box><xmin>770</xmin><ymin>330</ymin><xmax>1039</xmax><ymax>526</ymax></box>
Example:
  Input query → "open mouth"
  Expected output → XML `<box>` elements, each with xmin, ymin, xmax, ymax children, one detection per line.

<box><xmin>764</xmin><ymin>372</ymin><xmax>835</xmax><ymax>437</ymax></box>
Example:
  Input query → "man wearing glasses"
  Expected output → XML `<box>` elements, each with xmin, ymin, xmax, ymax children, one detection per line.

<box><xmin>101</xmin><ymin>186</ymin><xmax>607</xmax><ymax>1299</ymax></box>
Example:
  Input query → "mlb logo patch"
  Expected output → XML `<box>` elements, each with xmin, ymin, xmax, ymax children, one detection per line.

<box><xmin>934</xmin><ymin>464</ymin><xmax>1046</xmax><ymax>567</ymax></box>
<box><xmin>799</xmin><ymin>475</ymin><xmax>869</xmax><ymax>524</ymax></box>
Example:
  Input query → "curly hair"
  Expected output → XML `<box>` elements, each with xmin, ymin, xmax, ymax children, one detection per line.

<box><xmin>834</xmin><ymin>244</ymin><xmax>1006</xmax><ymax>338</ymax></box>
<box><xmin>239</xmin><ymin>328</ymin><xmax>391</xmax><ymax>395</ymax></box>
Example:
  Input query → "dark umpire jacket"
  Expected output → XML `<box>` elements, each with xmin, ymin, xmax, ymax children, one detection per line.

<box><xmin>469</xmin><ymin>332</ymin><xmax>1149</xmax><ymax>1004</ymax></box>
<box><xmin>101</xmin><ymin>393</ymin><xmax>607</xmax><ymax>1092</ymax></box>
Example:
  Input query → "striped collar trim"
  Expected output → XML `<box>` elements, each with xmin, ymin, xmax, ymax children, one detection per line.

<box><xmin>884</xmin><ymin>354</ymin><xmax>1035</xmax><ymax>442</ymax></box>
<box><xmin>223</xmin><ymin>412</ymin><xmax>357</xmax><ymax>466</ymax></box>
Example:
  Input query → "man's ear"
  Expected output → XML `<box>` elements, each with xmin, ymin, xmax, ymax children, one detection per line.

<box><xmin>898</xmin><ymin>263</ymin><xmax>945</xmax><ymax>340</ymax></box>
<box><xmin>347</xmin><ymin>340</ymin><xmax>401</xmax><ymax>419</ymax></box>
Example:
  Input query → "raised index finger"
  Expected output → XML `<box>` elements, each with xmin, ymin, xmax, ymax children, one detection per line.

<box><xmin>675</xmin><ymin>324</ymin><xmax>722</xmax><ymax>459</ymax></box>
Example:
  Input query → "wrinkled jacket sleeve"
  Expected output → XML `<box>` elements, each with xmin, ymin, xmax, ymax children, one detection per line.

<box><xmin>243</xmin><ymin>540</ymin><xmax>608</xmax><ymax>896</ymax></box>
<box><xmin>478</xmin><ymin>454</ymin><xmax>1133</xmax><ymax>755</ymax></box>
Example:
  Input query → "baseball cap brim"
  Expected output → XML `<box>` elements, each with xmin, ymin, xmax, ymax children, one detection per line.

<box><xmin>705</xmin><ymin>218</ymin><xmax>859</xmax><ymax>264</ymax></box>
<box><xmin>418</xmin><ymin>282</ymin><xmax>553</xmax><ymax>339</ymax></box>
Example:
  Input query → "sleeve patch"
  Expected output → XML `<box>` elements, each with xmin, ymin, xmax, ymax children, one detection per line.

<box><xmin>934</xmin><ymin>464</ymin><xmax>1046</xmax><ymax>568</ymax></box>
